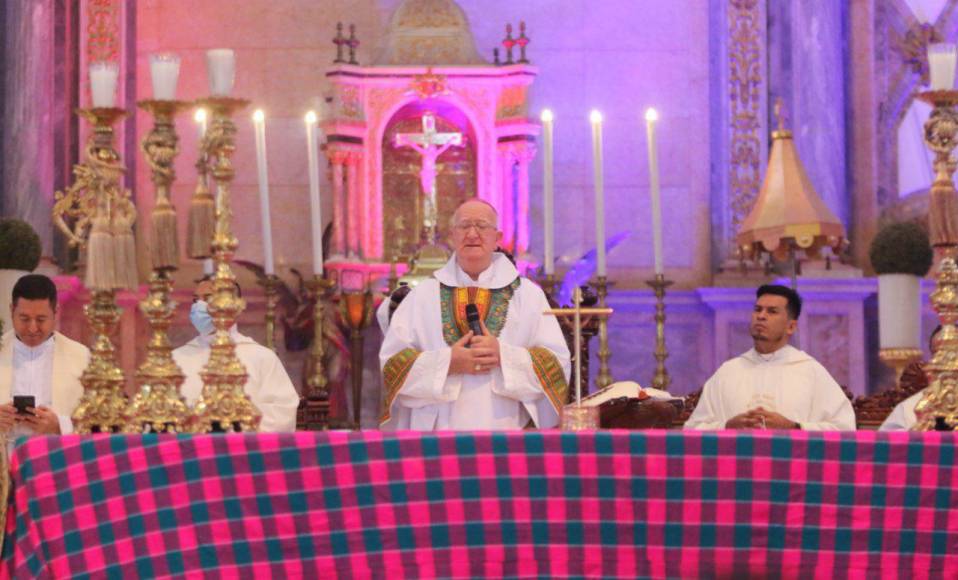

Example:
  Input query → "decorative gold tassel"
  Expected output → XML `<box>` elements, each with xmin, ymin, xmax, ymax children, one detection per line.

<box><xmin>151</xmin><ymin>198</ymin><xmax>180</xmax><ymax>270</ymax></box>
<box><xmin>85</xmin><ymin>214</ymin><xmax>117</xmax><ymax>291</ymax></box>
<box><xmin>187</xmin><ymin>178</ymin><xmax>215</xmax><ymax>259</ymax></box>
<box><xmin>112</xmin><ymin>197</ymin><xmax>139</xmax><ymax>290</ymax></box>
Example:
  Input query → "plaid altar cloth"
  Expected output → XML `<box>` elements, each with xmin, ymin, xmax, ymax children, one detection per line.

<box><xmin>1</xmin><ymin>430</ymin><xmax>957</xmax><ymax>578</ymax></box>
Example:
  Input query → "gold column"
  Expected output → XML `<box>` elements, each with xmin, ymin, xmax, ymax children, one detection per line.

<box><xmin>52</xmin><ymin>107</ymin><xmax>132</xmax><ymax>433</ymax></box>
<box><xmin>593</xmin><ymin>276</ymin><xmax>613</xmax><ymax>390</ymax></box>
<box><xmin>646</xmin><ymin>274</ymin><xmax>673</xmax><ymax>391</ymax></box>
<box><xmin>124</xmin><ymin>100</ymin><xmax>191</xmax><ymax>433</ymax></box>
<box><xmin>191</xmin><ymin>97</ymin><xmax>261</xmax><ymax>433</ymax></box>
<box><xmin>261</xmin><ymin>274</ymin><xmax>281</xmax><ymax>351</ymax></box>
<box><xmin>299</xmin><ymin>277</ymin><xmax>335</xmax><ymax>429</ymax></box>
<box><xmin>914</xmin><ymin>90</ymin><xmax>958</xmax><ymax>430</ymax></box>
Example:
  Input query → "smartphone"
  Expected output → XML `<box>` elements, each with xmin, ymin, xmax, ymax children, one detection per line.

<box><xmin>13</xmin><ymin>395</ymin><xmax>35</xmax><ymax>416</ymax></box>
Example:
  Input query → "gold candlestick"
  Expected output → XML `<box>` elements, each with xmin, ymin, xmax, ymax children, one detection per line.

<box><xmin>299</xmin><ymin>276</ymin><xmax>336</xmax><ymax>430</ymax></box>
<box><xmin>646</xmin><ymin>274</ymin><xmax>673</xmax><ymax>391</ymax></box>
<box><xmin>593</xmin><ymin>276</ymin><xmax>613</xmax><ymax>390</ymax></box>
<box><xmin>879</xmin><ymin>348</ymin><xmax>923</xmax><ymax>387</ymax></box>
<box><xmin>261</xmin><ymin>274</ymin><xmax>281</xmax><ymax>351</ymax></box>
<box><xmin>340</xmin><ymin>288</ymin><xmax>374</xmax><ymax>428</ymax></box>
<box><xmin>914</xmin><ymin>90</ymin><xmax>958</xmax><ymax>430</ymax></box>
<box><xmin>124</xmin><ymin>100</ymin><xmax>192</xmax><ymax>433</ymax></box>
<box><xmin>191</xmin><ymin>96</ymin><xmax>261</xmax><ymax>433</ymax></box>
<box><xmin>52</xmin><ymin>107</ymin><xmax>133</xmax><ymax>433</ymax></box>
<box><xmin>124</xmin><ymin>271</ymin><xmax>189</xmax><ymax>432</ymax></box>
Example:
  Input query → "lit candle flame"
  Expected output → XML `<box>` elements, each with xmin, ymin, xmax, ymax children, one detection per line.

<box><xmin>540</xmin><ymin>109</ymin><xmax>554</xmax><ymax>123</ymax></box>
<box><xmin>645</xmin><ymin>108</ymin><xmax>659</xmax><ymax>122</ymax></box>
<box><xmin>590</xmin><ymin>109</ymin><xmax>602</xmax><ymax>124</ymax></box>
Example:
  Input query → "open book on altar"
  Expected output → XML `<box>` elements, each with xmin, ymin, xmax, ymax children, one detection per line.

<box><xmin>580</xmin><ymin>381</ymin><xmax>684</xmax><ymax>407</ymax></box>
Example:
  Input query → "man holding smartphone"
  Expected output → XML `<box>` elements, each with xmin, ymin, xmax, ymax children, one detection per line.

<box><xmin>0</xmin><ymin>274</ymin><xmax>89</xmax><ymax>435</ymax></box>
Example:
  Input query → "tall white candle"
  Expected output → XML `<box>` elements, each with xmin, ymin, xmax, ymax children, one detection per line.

<box><xmin>206</xmin><ymin>49</ymin><xmax>235</xmax><ymax>96</ymax></box>
<box><xmin>252</xmin><ymin>109</ymin><xmax>275</xmax><ymax>275</ymax></box>
<box><xmin>928</xmin><ymin>43</ymin><xmax>958</xmax><ymax>90</ymax></box>
<box><xmin>202</xmin><ymin>259</ymin><xmax>214</xmax><ymax>276</ymax></box>
<box><xmin>89</xmin><ymin>62</ymin><xmax>119</xmax><ymax>108</ymax></box>
<box><xmin>645</xmin><ymin>108</ymin><xmax>664</xmax><ymax>275</ymax></box>
<box><xmin>305</xmin><ymin>110</ymin><xmax>324</xmax><ymax>275</ymax></box>
<box><xmin>540</xmin><ymin>109</ymin><xmax>555</xmax><ymax>276</ymax></box>
<box><xmin>149</xmin><ymin>53</ymin><xmax>180</xmax><ymax>100</ymax></box>
<box><xmin>590</xmin><ymin>110</ymin><xmax>606</xmax><ymax>277</ymax></box>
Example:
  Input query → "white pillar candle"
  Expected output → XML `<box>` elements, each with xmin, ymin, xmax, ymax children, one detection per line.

<box><xmin>206</xmin><ymin>49</ymin><xmax>235</xmax><ymax>96</ymax></box>
<box><xmin>252</xmin><ymin>109</ymin><xmax>275</xmax><ymax>275</ymax></box>
<box><xmin>89</xmin><ymin>62</ymin><xmax>119</xmax><ymax>108</ymax></box>
<box><xmin>305</xmin><ymin>110</ymin><xmax>324</xmax><ymax>276</ymax></box>
<box><xmin>645</xmin><ymin>108</ymin><xmax>664</xmax><ymax>275</ymax></box>
<box><xmin>540</xmin><ymin>109</ymin><xmax>555</xmax><ymax>275</ymax></box>
<box><xmin>590</xmin><ymin>110</ymin><xmax>606</xmax><ymax>277</ymax></box>
<box><xmin>202</xmin><ymin>259</ymin><xmax>214</xmax><ymax>276</ymax></box>
<box><xmin>149</xmin><ymin>53</ymin><xmax>180</xmax><ymax>100</ymax></box>
<box><xmin>928</xmin><ymin>43</ymin><xmax>957</xmax><ymax>90</ymax></box>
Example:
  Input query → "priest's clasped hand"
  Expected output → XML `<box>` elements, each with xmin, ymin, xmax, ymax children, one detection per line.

<box><xmin>725</xmin><ymin>407</ymin><xmax>800</xmax><ymax>430</ymax></box>
<box><xmin>449</xmin><ymin>320</ymin><xmax>501</xmax><ymax>375</ymax></box>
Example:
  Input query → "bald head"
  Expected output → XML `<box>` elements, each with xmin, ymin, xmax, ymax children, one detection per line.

<box><xmin>451</xmin><ymin>199</ymin><xmax>498</xmax><ymax>228</ymax></box>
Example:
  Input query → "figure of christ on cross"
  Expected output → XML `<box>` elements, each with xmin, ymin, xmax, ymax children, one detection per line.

<box><xmin>393</xmin><ymin>112</ymin><xmax>463</xmax><ymax>243</ymax></box>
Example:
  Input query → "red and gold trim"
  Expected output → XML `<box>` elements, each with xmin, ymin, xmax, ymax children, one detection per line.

<box><xmin>380</xmin><ymin>348</ymin><xmax>422</xmax><ymax>424</ymax></box>
<box><xmin>528</xmin><ymin>346</ymin><xmax>569</xmax><ymax>416</ymax></box>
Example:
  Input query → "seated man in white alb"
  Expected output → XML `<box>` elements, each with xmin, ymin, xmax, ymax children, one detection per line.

<box><xmin>0</xmin><ymin>274</ymin><xmax>89</xmax><ymax>435</ymax></box>
<box><xmin>379</xmin><ymin>199</ymin><xmax>570</xmax><ymax>430</ymax></box>
<box><xmin>685</xmin><ymin>284</ymin><xmax>855</xmax><ymax>430</ymax></box>
<box><xmin>174</xmin><ymin>277</ymin><xmax>300</xmax><ymax>432</ymax></box>
<box><xmin>880</xmin><ymin>326</ymin><xmax>941</xmax><ymax>431</ymax></box>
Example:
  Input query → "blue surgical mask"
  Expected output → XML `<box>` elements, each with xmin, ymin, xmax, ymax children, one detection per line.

<box><xmin>189</xmin><ymin>300</ymin><xmax>215</xmax><ymax>336</ymax></box>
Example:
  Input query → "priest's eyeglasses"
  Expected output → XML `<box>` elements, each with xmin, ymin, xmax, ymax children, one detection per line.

<box><xmin>453</xmin><ymin>220</ymin><xmax>496</xmax><ymax>234</ymax></box>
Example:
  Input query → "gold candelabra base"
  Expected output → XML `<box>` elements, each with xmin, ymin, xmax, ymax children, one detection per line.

<box><xmin>560</xmin><ymin>404</ymin><xmax>599</xmax><ymax>431</ymax></box>
<box><xmin>124</xmin><ymin>270</ymin><xmax>190</xmax><ymax>433</ymax></box>
<box><xmin>646</xmin><ymin>274</ymin><xmax>673</xmax><ymax>391</ymax></box>
<box><xmin>72</xmin><ymin>290</ymin><xmax>128</xmax><ymax>433</ymax></box>
<box><xmin>299</xmin><ymin>276</ymin><xmax>336</xmax><ymax>430</ymax></box>
<box><xmin>593</xmin><ymin>276</ymin><xmax>613</xmax><ymax>390</ymax></box>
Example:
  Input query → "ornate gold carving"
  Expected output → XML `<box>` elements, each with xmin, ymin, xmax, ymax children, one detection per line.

<box><xmin>72</xmin><ymin>289</ymin><xmax>128</xmax><ymax>433</ymax></box>
<box><xmin>895</xmin><ymin>22</ymin><xmax>941</xmax><ymax>85</ymax></box>
<box><xmin>496</xmin><ymin>85</ymin><xmax>528</xmax><ymax>120</ymax></box>
<box><xmin>191</xmin><ymin>97</ymin><xmax>261</xmax><ymax>433</ymax></box>
<box><xmin>410</xmin><ymin>69</ymin><xmax>449</xmax><ymax>99</ymax></box>
<box><xmin>728</xmin><ymin>0</ymin><xmax>764</xmax><ymax>245</ymax></box>
<box><xmin>338</xmin><ymin>85</ymin><xmax>363</xmax><ymax>120</ymax></box>
<box><xmin>87</xmin><ymin>0</ymin><xmax>120</xmax><ymax>63</ymax></box>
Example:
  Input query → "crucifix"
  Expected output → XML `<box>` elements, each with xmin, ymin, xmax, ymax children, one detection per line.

<box><xmin>393</xmin><ymin>112</ymin><xmax>463</xmax><ymax>245</ymax></box>
<box><xmin>546</xmin><ymin>287</ymin><xmax>613</xmax><ymax>430</ymax></box>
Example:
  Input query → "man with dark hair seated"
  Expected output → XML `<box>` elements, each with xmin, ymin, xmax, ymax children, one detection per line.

<box><xmin>0</xmin><ymin>274</ymin><xmax>89</xmax><ymax>434</ymax></box>
<box><xmin>173</xmin><ymin>277</ymin><xmax>299</xmax><ymax>432</ymax></box>
<box><xmin>685</xmin><ymin>284</ymin><xmax>855</xmax><ymax>430</ymax></box>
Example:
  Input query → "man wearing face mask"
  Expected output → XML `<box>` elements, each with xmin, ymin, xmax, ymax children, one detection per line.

<box><xmin>173</xmin><ymin>277</ymin><xmax>299</xmax><ymax>432</ymax></box>
<box><xmin>0</xmin><ymin>274</ymin><xmax>88</xmax><ymax>435</ymax></box>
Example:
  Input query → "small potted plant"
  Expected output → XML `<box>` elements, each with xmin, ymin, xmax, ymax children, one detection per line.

<box><xmin>869</xmin><ymin>221</ymin><xmax>933</xmax><ymax>381</ymax></box>
<box><xmin>0</xmin><ymin>218</ymin><xmax>42</xmax><ymax>334</ymax></box>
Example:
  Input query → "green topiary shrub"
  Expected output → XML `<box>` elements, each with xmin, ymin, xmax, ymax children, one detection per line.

<box><xmin>869</xmin><ymin>221</ymin><xmax>933</xmax><ymax>276</ymax></box>
<box><xmin>0</xmin><ymin>218</ymin><xmax>41</xmax><ymax>271</ymax></box>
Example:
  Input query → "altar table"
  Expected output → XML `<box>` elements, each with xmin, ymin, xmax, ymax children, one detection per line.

<box><xmin>1</xmin><ymin>430</ymin><xmax>956</xmax><ymax>578</ymax></box>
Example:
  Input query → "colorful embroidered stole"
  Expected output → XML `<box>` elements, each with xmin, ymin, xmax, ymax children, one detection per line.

<box><xmin>380</xmin><ymin>348</ymin><xmax>421</xmax><ymax>424</ymax></box>
<box><xmin>528</xmin><ymin>346</ymin><xmax>569</xmax><ymax>416</ymax></box>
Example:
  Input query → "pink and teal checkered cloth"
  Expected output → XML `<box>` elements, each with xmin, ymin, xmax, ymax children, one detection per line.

<box><xmin>1</xmin><ymin>430</ymin><xmax>956</xmax><ymax>578</ymax></box>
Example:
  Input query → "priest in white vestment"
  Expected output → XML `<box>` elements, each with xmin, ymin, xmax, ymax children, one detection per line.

<box><xmin>380</xmin><ymin>200</ymin><xmax>570</xmax><ymax>431</ymax></box>
<box><xmin>173</xmin><ymin>278</ymin><xmax>300</xmax><ymax>432</ymax></box>
<box><xmin>0</xmin><ymin>274</ymin><xmax>88</xmax><ymax>435</ymax></box>
<box><xmin>686</xmin><ymin>284</ymin><xmax>855</xmax><ymax>430</ymax></box>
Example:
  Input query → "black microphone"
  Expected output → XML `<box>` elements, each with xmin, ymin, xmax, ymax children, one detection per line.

<box><xmin>465</xmin><ymin>304</ymin><xmax>483</xmax><ymax>337</ymax></box>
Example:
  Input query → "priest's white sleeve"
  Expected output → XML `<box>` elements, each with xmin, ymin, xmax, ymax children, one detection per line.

<box><xmin>252</xmin><ymin>351</ymin><xmax>300</xmax><ymax>433</ymax></box>
<box><xmin>496</xmin><ymin>287</ymin><xmax>570</xmax><ymax>428</ymax></box>
<box><xmin>879</xmin><ymin>391</ymin><xmax>921</xmax><ymax>431</ymax></box>
<box><xmin>379</xmin><ymin>293</ymin><xmax>462</xmax><ymax>427</ymax></box>
<box><xmin>684</xmin><ymin>373</ymin><xmax>728</xmax><ymax>430</ymax></box>
<box><xmin>794</xmin><ymin>366</ymin><xmax>856</xmax><ymax>431</ymax></box>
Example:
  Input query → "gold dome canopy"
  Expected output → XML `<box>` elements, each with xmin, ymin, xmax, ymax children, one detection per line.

<box><xmin>736</xmin><ymin>100</ymin><xmax>846</xmax><ymax>262</ymax></box>
<box><xmin>373</xmin><ymin>0</ymin><xmax>487</xmax><ymax>66</ymax></box>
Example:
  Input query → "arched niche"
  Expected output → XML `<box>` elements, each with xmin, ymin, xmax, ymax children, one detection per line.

<box><xmin>381</xmin><ymin>99</ymin><xmax>477</xmax><ymax>260</ymax></box>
